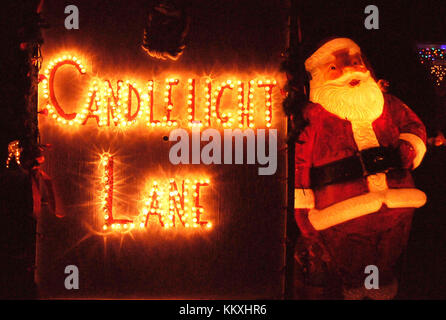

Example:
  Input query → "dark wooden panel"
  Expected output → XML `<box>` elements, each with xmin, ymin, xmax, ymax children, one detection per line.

<box><xmin>36</xmin><ymin>0</ymin><xmax>288</xmax><ymax>299</ymax></box>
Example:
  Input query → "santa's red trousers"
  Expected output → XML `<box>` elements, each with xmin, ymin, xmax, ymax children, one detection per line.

<box><xmin>294</xmin><ymin>206</ymin><xmax>413</xmax><ymax>297</ymax></box>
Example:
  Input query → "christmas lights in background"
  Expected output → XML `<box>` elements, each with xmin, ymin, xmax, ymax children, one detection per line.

<box><xmin>418</xmin><ymin>47</ymin><xmax>446</xmax><ymax>64</ymax></box>
<box><xmin>5</xmin><ymin>140</ymin><xmax>22</xmax><ymax>168</ymax></box>
<box><xmin>418</xmin><ymin>45</ymin><xmax>446</xmax><ymax>87</ymax></box>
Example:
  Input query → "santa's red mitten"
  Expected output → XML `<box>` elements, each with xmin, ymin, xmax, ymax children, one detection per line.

<box><xmin>398</xmin><ymin>139</ymin><xmax>416</xmax><ymax>170</ymax></box>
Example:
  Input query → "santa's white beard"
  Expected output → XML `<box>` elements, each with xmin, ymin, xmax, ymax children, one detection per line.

<box><xmin>310</xmin><ymin>71</ymin><xmax>384</xmax><ymax>122</ymax></box>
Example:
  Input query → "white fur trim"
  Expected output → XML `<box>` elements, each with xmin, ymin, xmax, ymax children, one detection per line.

<box><xmin>350</xmin><ymin>121</ymin><xmax>380</xmax><ymax>150</ymax></box>
<box><xmin>305</xmin><ymin>38</ymin><xmax>361</xmax><ymax>73</ymax></box>
<box><xmin>294</xmin><ymin>188</ymin><xmax>315</xmax><ymax>209</ymax></box>
<box><xmin>385</xmin><ymin>188</ymin><xmax>427</xmax><ymax>208</ymax></box>
<box><xmin>350</xmin><ymin>122</ymin><xmax>390</xmax><ymax>193</ymax></box>
<box><xmin>308</xmin><ymin>188</ymin><xmax>426</xmax><ymax>231</ymax></box>
<box><xmin>399</xmin><ymin>133</ymin><xmax>427</xmax><ymax>169</ymax></box>
<box><xmin>309</xmin><ymin>192</ymin><xmax>382</xmax><ymax>230</ymax></box>
<box><xmin>367</xmin><ymin>173</ymin><xmax>388</xmax><ymax>193</ymax></box>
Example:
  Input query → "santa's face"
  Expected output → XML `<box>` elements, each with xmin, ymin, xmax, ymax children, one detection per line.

<box><xmin>309</xmin><ymin>48</ymin><xmax>384</xmax><ymax>122</ymax></box>
<box><xmin>321</xmin><ymin>48</ymin><xmax>367</xmax><ymax>83</ymax></box>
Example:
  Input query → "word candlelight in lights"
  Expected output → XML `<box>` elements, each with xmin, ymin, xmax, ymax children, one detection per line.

<box><xmin>100</xmin><ymin>154</ymin><xmax>211</xmax><ymax>233</ymax></box>
<box><xmin>40</xmin><ymin>54</ymin><xmax>278</xmax><ymax>129</ymax></box>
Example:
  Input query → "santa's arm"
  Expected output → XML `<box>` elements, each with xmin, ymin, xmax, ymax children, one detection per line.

<box><xmin>294</xmin><ymin>116</ymin><xmax>318</xmax><ymax>237</ymax></box>
<box><xmin>387</xmin><ymin>95</ymin><xmax>427</xmax><ymax>169</ymax></box>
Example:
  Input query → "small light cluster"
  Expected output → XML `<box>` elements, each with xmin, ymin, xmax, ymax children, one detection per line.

<box><xmin>431</xmin><ymin>65</ymin><xmax>446</xmax><ymax>86</ymax></box>
<box><xmin>418</xmin><ymin>47</ymin><xmax>446</xmax><ymax>64</ymax></box>
<box><xmin>418</xmin><ymin>46</ymin><xmax>446</xmax><ymax>87</ymax></box>
<box><xmin>5</xmin><ymin>140</ymin><xmax>22</xmax><ymax>168</ymax></box>
<box><xmin>257</xmin><ymin>80</ymin><xmax>276</xmax><ymax>128</ymax></box>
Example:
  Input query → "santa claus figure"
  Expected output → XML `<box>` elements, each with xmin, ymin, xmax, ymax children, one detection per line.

<box><xmin>293</xmin><ymin>38</ymin><xmax>427</xmax><ymax>299</ymax></box>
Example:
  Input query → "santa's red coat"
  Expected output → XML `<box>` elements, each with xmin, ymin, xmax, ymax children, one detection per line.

<box><xmin>294</xmin><ymin>93</ymin><xmax>427</xmax><ymax>291</ymax></box>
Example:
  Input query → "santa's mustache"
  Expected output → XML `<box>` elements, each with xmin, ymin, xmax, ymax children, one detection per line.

<box><xmin>321</xmin><ymin>70</ymin><xmax>373</xmax><ymax>88</ymax></box>
<box><xmin>310</xmin><ymin>68</ymin><xmax>384</xmax><ymax>122</ymax></box>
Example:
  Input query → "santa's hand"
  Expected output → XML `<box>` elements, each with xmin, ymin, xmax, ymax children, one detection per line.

<box><xmin>377</xmin><ymin>79</ymin><xmax>390</xmax><ymax>92</ymax></box>
<box><xmin>295</xmin><ymin>209</ymin><xmax>318</xmax><ymax>239</ymax></box>
<box><xmin>398</xmin><ymin>139</ymin><xmax>416</xmax><ymax>170</ymax></box>
<box><xmin>434</xmin><ymin>131</ymin><xmax>445</xmax><ymax>147</ymax></box>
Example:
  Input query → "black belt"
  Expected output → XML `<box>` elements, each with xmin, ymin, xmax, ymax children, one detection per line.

<box><xmin>310</xmin><ymin>146</ymin><xmax>402</xmax><ymax>188</ymax></box>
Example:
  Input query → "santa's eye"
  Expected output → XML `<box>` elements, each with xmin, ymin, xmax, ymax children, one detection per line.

<box><xmin>329</xmin><ymin>65</ymin><xmax>336</xmax><ymax>70</ymax></box>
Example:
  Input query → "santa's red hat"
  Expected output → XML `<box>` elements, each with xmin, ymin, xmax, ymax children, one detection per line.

<box><xmin>303</xmin><ymin>37</ymin><xmax>367</xmax><ymax>92</ymax></box>
<box><xmin>304</xmin><ymin>37</ymin><xmax>361</xmax><ymax>74</ymax></box>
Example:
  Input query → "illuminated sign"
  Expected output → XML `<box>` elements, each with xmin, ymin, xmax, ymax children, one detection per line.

<box><xmin>99</xmin><ymin>153</ymin><xmax>211</xmax><ymax>233</ymax></box>
<box><xmin>40</xmin><ymin>54</ymin><xmax>278</xmax><ymax>129</ymax></box>
<box><xmin>39</xmin><ymin>53</ymin><xmax>280</xmax><ymax>233</ymax></box>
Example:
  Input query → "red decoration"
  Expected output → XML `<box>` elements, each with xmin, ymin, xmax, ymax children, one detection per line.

<box><xmin>47</xmin><ymin>58</ymin><xmax>86</xmax><ymax>120</ymax></box>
